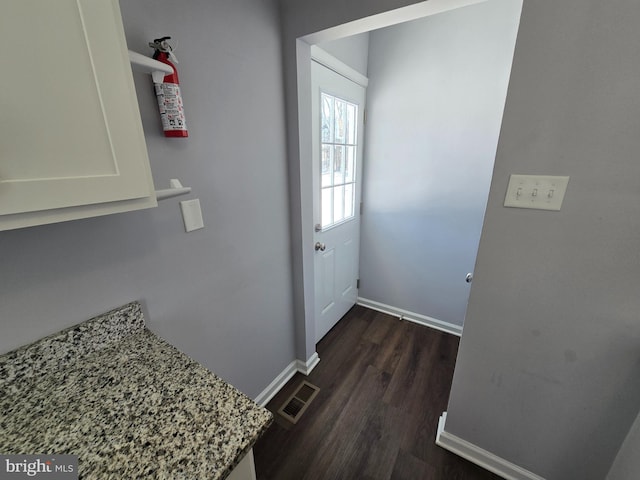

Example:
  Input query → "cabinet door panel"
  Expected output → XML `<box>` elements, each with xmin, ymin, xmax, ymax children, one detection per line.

<box><xmin>0</xmin><ymin>0</ymin><xmax>154</xmax><ymax>216</ymax></box>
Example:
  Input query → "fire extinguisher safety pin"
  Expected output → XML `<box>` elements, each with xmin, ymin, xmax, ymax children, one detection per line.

<box><xmin>149</xmin><ymin>37</ymin><xmax>179</xmax><ymax>64</ymax></box>
<box><xmin>149</xmin><ymin>37</ymin><xmax>172</xmax><ymax>52</ymax></box>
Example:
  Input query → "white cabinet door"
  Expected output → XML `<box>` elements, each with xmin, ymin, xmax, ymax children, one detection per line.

<box><xmin>0</xmin><ymin>0</ymin><xmax>156</xmax><ymax>230</ymax></box>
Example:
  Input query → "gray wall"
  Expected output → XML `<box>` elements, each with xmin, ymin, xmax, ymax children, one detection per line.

<box><xmin>608</xmin><ymin>411</ymin><xmax>640</xmax><ymax>480</ymax></box>
<box><xmin>0</xmin><ymin>0</ymin><xmax>295</xmax><ymax>400</ymax></box>
<box><xmin>7</xmin><ymin>0</ymin><xmax>637</xmax><ymax>475</ymax></box>
<box><xmin>280</xmin><ymin>0</ymin><xmax>640</xmax><ymax>478</ymax></box>
<box><xmin>359</xmin><ymin>0</ymin><xmax>520</xmax><ymax>327</ymax></box>
<box><xmin>316</xmin><ymin>32</ymin><xmax>370</xmax><ymax>76</ymax></box>
<box><xmin>280</xmin><ymin>0</ymin><xmax>435</xmax><ymax>364</ymax></box>
<box><xmin>445</xmin><ymin>0</ymin><xmax>640</xmax><ymax>478</ymax></box>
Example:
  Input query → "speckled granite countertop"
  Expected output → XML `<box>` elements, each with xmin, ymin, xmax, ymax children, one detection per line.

<box><xmin>0</xmin><ymin>302</ymin><xmax>272</xmax><ymax>479</ymax></box>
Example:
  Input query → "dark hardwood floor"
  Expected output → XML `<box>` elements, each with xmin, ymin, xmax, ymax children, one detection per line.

<box><xmin>253</xmin><ymin>305</ymin><xmax>502</xmax><ymax>480</ymax></box>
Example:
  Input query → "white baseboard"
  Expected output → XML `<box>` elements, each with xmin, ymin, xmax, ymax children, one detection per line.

<box><xmin>357</xmin><ymin>297</ymin><xmax>463</xmax><ymax>337</ymax></box>
<box><xmin>254</xmin><ymin>353</ymin><xmax>321</xmax><ymax>408</ymax></box>
<box><xmin>436</xmin><ymin>412</ymin><xmax>545</xmax><ymax>480</ymax></box>
<box><xmin>254</xmin><ymin>360</ymin><xmax>298</xmax><ymax>407</ymax></box>
<box><xmin>296</xmin><ymin>352</ymin><xmax>320</xmax><ymax>375</ymax></box>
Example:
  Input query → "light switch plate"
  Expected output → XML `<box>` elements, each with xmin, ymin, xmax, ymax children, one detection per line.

<box><xmin>180</xmin><ymin>199</ymin><xmax>204</xmax><ymax>232</ymax></box>
<box><xmin>504</xmin><ymin>175</ymin><xmax>569</xmax><ymax>211</ymax></box>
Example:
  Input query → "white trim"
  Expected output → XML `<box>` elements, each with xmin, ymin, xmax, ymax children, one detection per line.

<box><xmin>302</xmin><ymin>0</ymin><xmax>488</xmax><ymax>45</ymax></box>
<box><xmin>254</xmin><ymin>360</ymin><xmax>298</xmax><ymax>407</ymax></box>
<box><xmin>436</xmin><ymin>413</ymin><xmax>546</xmax><ymax>480</ymax></box>
<box><xmin>254</xmin><ymin>353</ymin><xmax>321</xmax><ymax>408</ymax></box>
<box><xmin>310</xmin><ymin>46</ymin><xmax>369</xmax><ymax>87</ymax></box>
<box><xmin>296</xmin><ymin>352</ymin><xmax>321</xmax><ymax>375</ymax></box>
<box><xmin>357</xmin><ymin>297</ymin><xmax>463</xmax><ymax>337</ymax></box>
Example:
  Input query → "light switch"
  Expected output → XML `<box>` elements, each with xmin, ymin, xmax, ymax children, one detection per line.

<box><xmin>504</xmin><ymin>175</ymin><xmax>569</xmax><ymax>211</ymax></box>
<box><xmin>180</xmin><ymin>199</ymin><xmax>204</xmax><ymax>232</ymax></box>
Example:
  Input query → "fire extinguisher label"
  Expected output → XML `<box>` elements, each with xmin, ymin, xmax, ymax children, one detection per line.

<box><xmin>155</xmin><ymin>82</ymin><xmax>187</xmax><ymax>131</ymax></box>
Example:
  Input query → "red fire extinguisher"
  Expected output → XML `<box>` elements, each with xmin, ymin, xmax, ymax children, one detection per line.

<box><xmin>149</xmin><ymin>37</ymin><xmax>188</xmax><ymax>138</ymax></box>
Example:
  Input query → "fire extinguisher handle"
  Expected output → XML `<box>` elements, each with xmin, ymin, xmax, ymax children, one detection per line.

<box><xmin>149</xmin><ymin>37</ymin><xmax>175</xmax><ymax>61</ymax></box>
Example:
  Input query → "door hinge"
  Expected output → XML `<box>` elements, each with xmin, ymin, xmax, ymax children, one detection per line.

<box><xmin>364</xmin><ymin>109</ymin><xmax>367</xmax><ymax>125</ymax></box>
<box><xmin>356</xmin><ymin>278</ymin><xmax>360</xmax><ymax>289</ymax></box>
<box><xmin>359</xmin><ymin>202</ymin><xmax>363</xmax><ymax>215</ymax></box>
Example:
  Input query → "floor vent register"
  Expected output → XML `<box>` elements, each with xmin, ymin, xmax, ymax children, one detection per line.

<box><xmin>277</xmin><ymin>381</ymin><xmax>320</xmax><ymax>424</ymax></box>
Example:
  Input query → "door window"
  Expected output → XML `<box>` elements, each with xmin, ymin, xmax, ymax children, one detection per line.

<box><xmin>320</xmin><ymin>92</ymin><xmax>358</xmax><ymax>229</ymax></box>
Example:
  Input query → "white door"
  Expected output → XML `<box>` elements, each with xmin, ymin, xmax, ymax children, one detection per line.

<box><xmin>312</xmin><ymin>60</ymin><xmax>366</xmax><ymax>342</ymax></box>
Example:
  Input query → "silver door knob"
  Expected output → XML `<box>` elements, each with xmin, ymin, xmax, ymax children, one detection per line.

<box><xmin>466</xmin><ymin>273</ymin><xmax>473</xmax><ymax>283</ymax></box>
<box><xmin>315</xmin><ymin>242</ymin><xmax>326</xmax><ymax>251</ymax></box>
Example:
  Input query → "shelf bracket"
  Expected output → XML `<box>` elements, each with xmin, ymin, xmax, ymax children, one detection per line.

<box><xmin>128</xmin><ymin>50</ymin><xmax>172</xmax><ymax>83</ymax></box>
<box><xmin>156</xmin><ymin>179</ymin><xmax>192</xmax><ymax>201</ymax></box>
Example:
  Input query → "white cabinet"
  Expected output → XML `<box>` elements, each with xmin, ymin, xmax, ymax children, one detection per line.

<box><xmin>0</xmin><ymin>0</ymin><xmax>156</xmax><ymax>231</ymax></box>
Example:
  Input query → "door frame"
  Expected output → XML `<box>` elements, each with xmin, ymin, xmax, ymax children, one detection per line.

<box><xmin>292</xmin><ymin>0</ymin><xmax>489</xmax><ymax>367</ymax></box>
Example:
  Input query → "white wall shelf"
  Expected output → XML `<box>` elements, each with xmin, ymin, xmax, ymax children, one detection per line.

<box><xmin>128</xmin><ymin>53</ymin><xmax>193</xmax><ymax>203</ymax></box>
<box><xmin>128</xmin><ymin>50</ymin><xmax>172</xmax><ymax>83</ymax></box>
<box><xmin>128</xmin><ymin>52</ymin><xmax>192</xmax><ymax>202</ymax></box>
<box><xmin>156</xmin><ymin>179</ymin><xmax>192</xmax><ymax>201</ymax></box>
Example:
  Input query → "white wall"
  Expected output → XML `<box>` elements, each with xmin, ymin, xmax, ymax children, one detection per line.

<box><xmin>316</xmin><ymin>32</ymin><xmax>370</xmax><ymax>76</ymax></box>
<box><xmin>0</xmin><ymin>0</ymin><xmax>295</xmax><ymax>399</ymax></box>
<box><xmin>359</xmin><ymin>0</ymin><xmax>521</xmax><ymax>327</ymax></box>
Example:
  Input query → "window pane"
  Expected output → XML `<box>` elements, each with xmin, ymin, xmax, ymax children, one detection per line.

<box><xmin>319</xmin><ymin>93</ymin><xmax>359</xmax><ymax>229</ymax></box>
<box><xmin>321</xmin><ymin>94</ymin><xmax>333</xmax><ymax>143</ymax></box>
<box><xmin>345</xmin><ymin>146</ymin><xmax>355</xmax><ymax>184</ymax></box>
<box><xmin>333</xmin><ymin>185</ymin><xmax>345</xmax><ymax>224</ymax></box>
<box><xmin>333</xmin><ymin>146</ymin><xmax>345</xmax><ymax>185</ymax></box>
<box><xmin>335</xmin><ymin>99</ymin><xmax>346</xmax><ymax>144</ymax></box>
<box><xmin>321</xmin><ymin>188</ymin><xmax>332</xmax><ymax>228</ymax></box>
<box><xmin>345</xmin><ymin>183</ymin><xmax>354</xmax><ymax>219</ymax></box>
<box><xmin>321</xmin><ymin>144</ymin><xmax>332</xmax><ymax>188</ymax></box>
<box><xmin>346</xmin><ymin>104</ymin><xmax>356</xmax><ymax>145</ymax></box>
